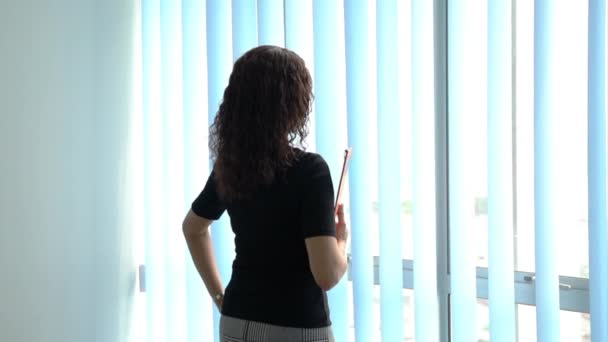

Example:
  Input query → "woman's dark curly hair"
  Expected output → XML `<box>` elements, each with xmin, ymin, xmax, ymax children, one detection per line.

<box><xmin>209</xmin><ymin>45</ymin><xmax>313</xmax><ymax>201</ymax></box>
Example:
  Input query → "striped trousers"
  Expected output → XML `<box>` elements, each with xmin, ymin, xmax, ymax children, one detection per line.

<box><xmin>220</xmin><ymin>315</ymin><xmax>335</xmax><ymax>342</ymax></box>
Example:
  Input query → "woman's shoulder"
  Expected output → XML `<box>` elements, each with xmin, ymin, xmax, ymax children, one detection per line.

<box><xmin>291</xmin><ymin>148</ymin><xmax>330</xmax><ymax>178</ymax></box>
<box><xmin>293</xmin><ymin>148</ymin><xmax>328</xmax><ymax>168</ymax></box>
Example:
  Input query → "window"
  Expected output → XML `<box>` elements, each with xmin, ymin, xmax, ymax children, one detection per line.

<box><xmin>137</xmin><ymin>1</ymin><xmax>606</xmax><ymax>341</ymax></box>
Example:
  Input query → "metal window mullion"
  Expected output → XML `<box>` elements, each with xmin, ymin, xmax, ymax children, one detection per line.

<box><xmin>434</xmin><ymin>0</ymin><xmax>450</xmax><ymax>341</ymax></box>
<box><xmin>476</xmin><ymin>268</ymin><xmax>590</xmax><ymax>313</ymax></box>
<box><xmin>353</xmin><ymin>259</ymin><xmax>591</xmax><ymax>313</ymax></box>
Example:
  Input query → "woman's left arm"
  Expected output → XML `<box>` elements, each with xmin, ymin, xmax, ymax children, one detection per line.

<box><xmin>182</xmin><ymin>209</ymin><xmax>224</xmax><ymax>310</ymax></box>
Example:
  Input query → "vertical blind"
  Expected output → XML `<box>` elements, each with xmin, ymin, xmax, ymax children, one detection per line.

<box><xmin>311</xmin><ymin>1</ymin><xmax>350</xmax><ymax>340</ymax></box>
<box><xmin>376</xmin><ymin>1</ymin><xmax>404</xmax><ymax>341</ymax></box>
<box><xmin>142</xmin><ymin>2</ymin><xmax>168</xmax><ymax>341</ymax></box>
<box><xmin>204</xmin><ymin>2</ymin><xmax>233</xmax><ymax>340</ymax></box>
<box><xmin>182</xmin><ymin>1</ymin><xmax>210</xmax><ymax>340</ymax></box>
<box><xmin>344</xmin><ymin>1</ymin><xmax>374</xmax><ymax>341</ymax></box>
<box><xmin>139</xmin><ymin>1</ymin><xmax>608</xmax><ymax>341</ymax></box>
<box><xmin>411</xmin><ymin>0</ymin><xmax>440</xmax><ymax>340</ymax></box>
<box><xmin>534</xmin><ymin>0</ymin><xmax>561</xmax><ymax>340</ymax></box>
<box><xmin>588</xmin><ymin>1</ymin><xmax>608</xmax><ymax>341</ymax></box>
<box><xmin>487</xmin><ymin>0</ymin><xmax>516</xmax><ymax>341</ymax></box>
<box><xmin>447</xmin><ymin>0</ymin><xmax>484</xmax><ymax>339</ymax></box>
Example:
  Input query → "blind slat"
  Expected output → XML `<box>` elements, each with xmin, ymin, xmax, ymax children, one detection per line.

<box><xmin>284</xmin><ymin>0</ymin><xmax>315</xmax><ymax>150</ymax></box>
<box><xmin>344</xmin><ymin>0</ymin><xmax>374</xmax><ymax>341</ymax></box>
<box><xmin>232</xmin><ymin>0</ymin><xmax>258</xmax><ymax>60</ymax></box>
<box><xmin>411</xmin><ymin>0</ymin><xmax>440</xmax><ymax>340</ymax></box>
<box><xmin>448</xmin><ymin>1</ymin><xmax>485</xmax><ymax>339</ymax></box>
<box><xmin>257</xmin><ymin>0</ymin><xmax>284</xmax><ymax>46</ymax></box>
<box><xmin>283</xmin><ymin>0</ymin><xmax>314</xmax><ymax>76</ymax></box>
<box><xmin>588</xmin><ymin>0</ymin><xmax>608</xmax><ymax>340</ymax></box>
<box><xmin>487</xmin><ymin>1</ymin><xmax>516</xmax><ymax>341</ymax></box>
<box><xmin>160</xmin><ymin>1</ymin><xmax>187</xmax><ymax>341</ymax></box>
<box><xmin>312</xmin><ymin>1</ymin><xmax>349</xmax><ymax>340</ymax></box>
<box><xmin>534</xmin><ymin>1</ymin><xmax>561</xmax><ymax>340</ymax></box>
<box><xmin>142</xmin><ymin>2</ymin><xmax>167</xmax><ymax>342</ymax></box>
<box><xmin>377</xmin><ymin>0</ymin><xmax>404</xmax><ymax>340</ymax></box>
<box><xmin>182</xmin><ymin>0</ymin><xmax>211</xmax><ymax>340</ymax></box>
<box><xmin>206</xmin><ymin>1</ymin><xmax>234</xmax><ymax>341</ymax></box>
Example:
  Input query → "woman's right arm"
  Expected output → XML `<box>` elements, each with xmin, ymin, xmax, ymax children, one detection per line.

<box><xmin>305</xmin><ymin>204</ymin><xmax>349</xmax><ymax>291</ymax></box>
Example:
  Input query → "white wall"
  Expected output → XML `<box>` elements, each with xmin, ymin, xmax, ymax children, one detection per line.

<box><xmin>0</xmin><ymin>1</ymin><xmax>139</xmax><ymax>341</ymax></box>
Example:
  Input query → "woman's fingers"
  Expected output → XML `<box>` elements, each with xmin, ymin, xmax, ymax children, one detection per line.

<box><xmin>336</xmin><ymin>204</ymin><xmax>345</xmax><ymax>224</ymax></box>
<box><xmin>335</xmin><ymin>204</ymin><xmax>348</xmax><ymax>242</ymax></box>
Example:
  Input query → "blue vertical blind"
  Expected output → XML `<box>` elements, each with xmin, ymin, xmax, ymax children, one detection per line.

<box><xmin>284</xmin><ymin>0</ymin><xmax>315</xmax><ymax>151</ymax></box>
<box><xmin>257</xmin><ymin>0</ymin><xmax>284</xmax><ymax>46</ymax></box>
<box><xmin>205</xmin><ymin>1</ymin><xmax>234</xmax><ymax>341</ymax></box>
<box><xmin>311</xmin><ymin>1</ymin><xmax>349</xmax><ymax>339</ymax></box>
<box><xmin>182</xmin><ymin>1</ymin><xmax>210</xmax><ymax>341</ymax></box>
<box><xmin>344</xmin><ymin>1</ymin><xmax>374</xmax><ymax>341</ymax></box>
<box><xmin>448</xmin><ymin>0</ymin><xmax>485</xmax><ymax>340</ymax></box>
<box><xmin>487</xmin><ymin>1</ymin><xmax>516</xmax><ymax>341</ymax></box>
<box><xmin>411</xmin><ymin>0</ymin><xmax>440</xmax><ymax>341</ymax></box>
<box><xmin>232</xmin><ymin>0</ymin><xmax>258</xmax><ymax>60</ymax></box>
<box><xmin>376</xmin><ymin>0</ymin><xmax>404</xmax><ymax>341</ymax></box>
<box><xmin>160</xmin><ymin>2</ymin><xmax>187</xmax><ymax>341</ymax></box>
<box><xmin>534</xmin><ymin>1</ymin><xmax>561</xmax><ymax>340</ymax></box>
<box><xmin>140</xmin><ymin>1</ymin><xmax>608</xmax><ymax>341</ymax></box>
<box><xmin>588</xmin><ymin>0</ymin><xmax>608</xmax><ymax>341</ymax></box>
<box><xmin>141</xmin><ymin>2</ymin><xmax>167</xmax><ymax>342</ymax></box>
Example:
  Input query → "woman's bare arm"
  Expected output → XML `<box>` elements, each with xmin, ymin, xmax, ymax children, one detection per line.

<box><xmin>182</xmin><ymin>209</ymin><xmax>224</xmax><ymax>310</ymax></box>
<box><xmin>304</xmin><ymin>204</ymin><xmax>349</xmax><ymax>291</ymax></box>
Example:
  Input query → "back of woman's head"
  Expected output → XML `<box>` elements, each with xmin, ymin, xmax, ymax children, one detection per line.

<box><xmin>209</xmin><ymin>45</ymin><xmax>313</xmax><ymax>201</ymax></box>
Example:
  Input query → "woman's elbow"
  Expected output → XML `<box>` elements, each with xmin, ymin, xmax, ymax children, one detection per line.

<box><xmin>314</xmin><ymin>276</ymin><xmax>338</xmax><ymax>292</ymax></box>
<box><xmin>182</xmin><ymin>210</ymin><xmax>212</xmax><ymax>238</ymax></box>
<box><xmin>312</xmin><ymin>261</ymin><xmax>347</xmax><ymax>291</ymax></box>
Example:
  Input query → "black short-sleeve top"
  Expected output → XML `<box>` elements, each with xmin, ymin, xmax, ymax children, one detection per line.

<box><xmin>191</xmin><ymin>149</ymin><xmax>336</xmax><ymax>328</ymax></box>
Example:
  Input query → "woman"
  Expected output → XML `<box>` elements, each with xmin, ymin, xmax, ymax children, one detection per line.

<box><xmin>182</xmin><ymin>45</ymin><xmax>349</xmax><ymax>342</ymax></box>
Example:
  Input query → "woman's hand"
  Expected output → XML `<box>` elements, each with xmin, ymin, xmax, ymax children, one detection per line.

<box><xmin>335</xmin><ymin>204</ymin><xmax>349</xmax><ymax>243</ymax></box>
<box><xmin>214</xmin><ymin>295</ymin><xmax>224</xmax><ymax>311</ymax></box>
